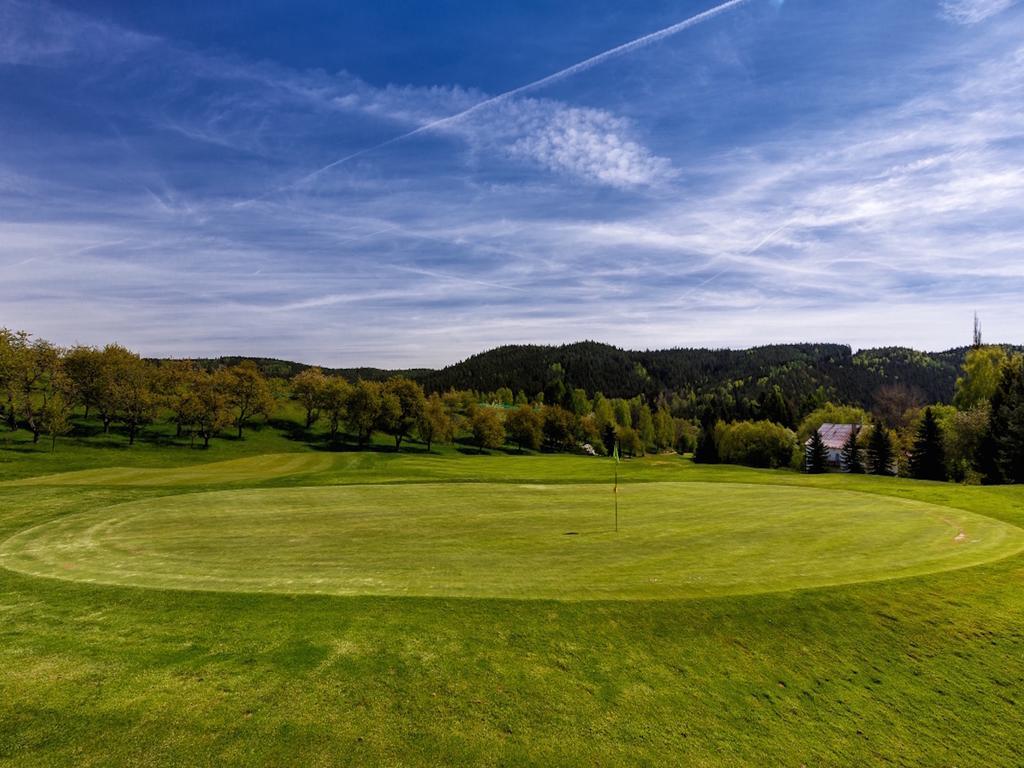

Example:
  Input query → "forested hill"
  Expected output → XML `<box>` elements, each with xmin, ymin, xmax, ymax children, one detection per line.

<box><xmin>175</xmin><ymin>342</ymin><xmax>1022</xmax><ymax>413</ymax></box>
<box><xmin>418</xmin><ymin>342</ymin><xmax>975</xmax><ymax>407</ymax></box>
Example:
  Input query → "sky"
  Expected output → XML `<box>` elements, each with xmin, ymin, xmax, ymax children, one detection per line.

<box><xmin>1</xmin><ymin>0</ymin><xmax>1022</xmax><ymax>367</ymax></box>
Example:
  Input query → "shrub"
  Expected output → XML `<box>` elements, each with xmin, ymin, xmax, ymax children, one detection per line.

<box><xmin>715</xmin><ymin>420</ymin><xmax>796</xmax><ymax>469</ymax></box>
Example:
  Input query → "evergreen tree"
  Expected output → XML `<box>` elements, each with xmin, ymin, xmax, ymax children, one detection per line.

<box><xmin>805</xmin><ymin>430</ymin><xmax>828</xmax><ymax>474</ymax></box>
<box><xmin>693</xmin><ymin>417</ymin><xmax>719</xmax><ymax>464</ymax></box>
<box><xmin>867</xmin><ymin>425</ymin><xmax>894</xmax><ymax>476</ymax></box>
<box><xmin>909</xmin><ymin>407</ymin><xmax>947</xmax><ymax>481</ymax></box>
<box><xmin>977</xmin><ymin>355</ymin><xmax>1024</xmax><ymax>484</ymax></box>
<box><xmin>840</xmin><ymin>427</ymin><xmax>864</xmax><ymax>473</ymax></box>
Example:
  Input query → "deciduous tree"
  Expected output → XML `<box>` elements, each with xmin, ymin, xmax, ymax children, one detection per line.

<box><xmin>469</xmin><ymin>406</ymin><xmax>505</xmax><ymax>453</ymax></box>
<box><xmin>505</xmin><ymin>404</ymin><xmax>542</xmax><ymax>452</ymax></box>
<box><xmin>221</xmin><ymin>361</ymin><xmax>275</xmax><ymax>439</ymax></box>
<box><xmin>417</xmin><ymin>392</ymin><xmax>454</xmax><ymax>452</ymax></box>
<box><xmin>291</xmin><ymin>367</ymin><xmax>327</xmax><ymax>429</ymax></box>
<box><xmin>381</xmin><ymin>377</ymin><xmax>426</xmax><ymax>450</ymax></box>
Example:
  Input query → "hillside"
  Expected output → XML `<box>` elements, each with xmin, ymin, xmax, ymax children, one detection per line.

<box><xmin>173</xmin><ymin>342</ymin><xmax>1022</xmax><ymax>419</ymax></box>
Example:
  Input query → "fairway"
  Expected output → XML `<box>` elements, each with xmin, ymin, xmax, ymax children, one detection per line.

<box><xmin>4</xmin><ymin>481</ymin><xmax>1021</xmax><ymax>600</ymax></box>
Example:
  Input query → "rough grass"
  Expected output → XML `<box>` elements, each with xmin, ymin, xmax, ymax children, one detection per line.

<box><xmin>2</xmin><ymin>429</ymin><xmax>1024</xmax><ymax>766</ymax></box>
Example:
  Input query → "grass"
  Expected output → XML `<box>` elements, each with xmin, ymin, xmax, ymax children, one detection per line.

<box><xmin>2</xmin><ymin>423</ymin><xmax>1024</xmax><ymax>765</ymax></box>
<box><xmin>4</xmin><ymin>481</ymin><xmax>1022</xmax><ymax>600</ymax></box>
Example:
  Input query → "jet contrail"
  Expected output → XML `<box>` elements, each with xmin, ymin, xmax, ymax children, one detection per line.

<box><xmin>288</xmin><ymin>0</ymin><xmax>752</xmax><ymax>189</ymax></box>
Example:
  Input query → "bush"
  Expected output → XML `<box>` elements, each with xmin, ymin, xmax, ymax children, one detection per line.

<box><xmin>715</xmin><ymin>420</ymin><xmax>796</xmax><ymax>469</ymax></box>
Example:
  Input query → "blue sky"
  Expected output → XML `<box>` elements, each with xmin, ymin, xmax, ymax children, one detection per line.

<box><xmin>1</xmin><ymin>0</ymin><xmax>1022</xmax><ymax>366</ymax></box>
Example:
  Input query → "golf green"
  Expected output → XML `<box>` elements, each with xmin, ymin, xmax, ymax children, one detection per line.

<box><xmin>3</xmin><ymin>481</ymin><xmax>1021</xmax><ymax>599</ymax></box>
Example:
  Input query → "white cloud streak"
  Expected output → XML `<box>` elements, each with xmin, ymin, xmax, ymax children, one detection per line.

<box><xmin>290</xmin><ymin>0</ymin><xmax>751</xmax><ymax>185</ymax></box>
<box><xmin>940</xmin><ymin>0</ymin><xmax>1016</xmax><ymax>24</ymax></box>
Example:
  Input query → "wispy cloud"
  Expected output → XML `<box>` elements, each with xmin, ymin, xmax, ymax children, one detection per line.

<box><xmin>940</xmin><ymin>0</ymin><xmax>1016</xmax><ymax>24</ymax></box>
<box><xmin>2</xmin><ymin>1</ymin><xmax>1023</xmax><ymax>364</ymax></box>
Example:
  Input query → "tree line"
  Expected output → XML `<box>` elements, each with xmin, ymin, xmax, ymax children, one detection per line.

<box><xmin>2</xmin><ymin>327</ymin><xmax>1021</xmax><ymax>485</ymax></box>
<box><xmin>0</xmin><ymin>329</ymin><xmax>696</xmax><ymax>456</ymax></box>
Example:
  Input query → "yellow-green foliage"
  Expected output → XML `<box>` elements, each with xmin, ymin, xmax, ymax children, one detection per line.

<box><xmin>715</xmin><ymin>419</ymin><xmax>796</xmax><ymax>468</ymax></box>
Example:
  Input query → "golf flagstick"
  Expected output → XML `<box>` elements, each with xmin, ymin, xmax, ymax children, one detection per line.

<box><xmin>613</xmin><ymin>440</ymin><xmax>619</xmax><ymax>532</ymax></box>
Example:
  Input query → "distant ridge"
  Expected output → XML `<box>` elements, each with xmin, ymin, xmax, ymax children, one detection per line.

<box><xmin>157</xmin><ymin>341</ymin><xmax>1023</xmax><ymax>410</ymax></box>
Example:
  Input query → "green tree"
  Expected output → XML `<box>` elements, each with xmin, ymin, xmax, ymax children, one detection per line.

<box><xmin>636</xmin><ymin>404</ymin><xmax>655</xmax><ymax>454</ymax></box>
<box><xmin>381</xmin><ymin>377</ymin><xmax>426</xmax><ymax>450</ymax></box>
<box><xmin>21</xmin><ymin>339</ymin><xmax>63</xmax><ymax>443</ymax></box>
<box><xmin>612</xmin><ymin>399</ymin><xmax>632</xmax><ymax>428</ymax></box>
<box><xmin>94</xmin><ymin>344</ymin><xmax>139</xmax><ymax>434</ymax></box>
<box><xmin>840</xmin><ymin>428</ymin><xmax>864</xmax><ymax>473</ymax></box>
<box><xmin>715</xmin><ymin>420</ymin><xmax>796</xmax><ymax>469</ymax></box>
<box><xmin>866</xmin><ymin>425</ymin><xmax>895</xmax><ymax>476</ymax></box>
<box><xmin>156</xmin><ymin>360</ymin><xmax>200</xmax><ymax>438</ymax></box>
<box><xmin>616</xmin><ymin>425</ymin><xmax>643</xmax><ymax>458</ymax></box>
<box><xmin>110</xmin><ymin>354</ymin><xmax>158</xmax><ymax>445</ymax></box>
<box><xmin>188</xmin><ymin>371</ymin><xmax>232</xmax><ymax>448</ymax></box>
<box><xmin>805</xmin><ymin>429</ymin><xmax>829</xmax><ymax>474</ymax></box>
<box><xmin>469</xmin><ymin>407</ymin><xmax>505</xmax><ymax>453</ymax></box>
<box><xmin>62</xmin><ymin>345</ymin><xmax>103</xmax><ymax>419</ymax></box>
<box><xmin>417</xmin><ymin>392</ymin><xmax>454</xmax><ymax>452</ymax></box>
<box><xmin>977</xmin><ymin>355</ymin><xmax>1024</xmax><ymax>484</ymax></box>
<box><xmin>954</xmin><ymin>346</ymin><xmax>1008</xmax><ymax>410</ymax></box>
<box><xmin>653</xmin><ymin>405</ymin><xmax>674</xmax><ymax>451</ymax></box>
<box><xmin>346</xmin><ymin>380</ymin><xmax>383</xmax><ymax>445</ymax></box>
<box><xmin>941</xmin><ymin>404</ymin><xmax>989</xmax><ymax>482</ymax></box>
<box><xmin>39</xmin><ymin>371</ymin><xmax>75</xmax><ymax>451</ymax></box>
<box><xmin>319</xmin><ymin>376</ymin><xmax>351</xmax><ymax>444</ymax></box>
<box><xmin>909</xmin><ymin>407</ymin><xmax>947</xmax><ymax>481</ymax></box>
<box><xmin>221</xmin><ymin>361</ymin><xmax>275</xmax><ymax>439</ymax></box>
<box><xmin>569</xmin><ymin>388</ymin><xmax>591</xmax><ymax>416</ymax></box>
<box><xmin>505</xmin><ymin>404</ymin><xmax>542</xmax><ymax>452</ymax></box>
<box><xmin>542</xmin><ymin>405</ymin><xmax>576</xmax><ymax>452</ymax></box>
<box><xmin>291</xmin><ymin>367</ymin><xmax>327</xmax><ymax>428</ymax></box>
<box><xmin>693</xmin><ymin>416</ymin><xmax>720</xmax><ymax>464</ymax></box>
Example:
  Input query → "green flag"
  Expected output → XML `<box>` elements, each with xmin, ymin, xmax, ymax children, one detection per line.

<box><xmin>613</xmin><ymin>441</ymin><xmax>620</xmax><ymax>463</ymax></box>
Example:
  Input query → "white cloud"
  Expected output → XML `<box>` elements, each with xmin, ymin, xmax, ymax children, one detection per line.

<box><xmin>940</xmin><ymin>0</ymin><xmax>1016</xmax><ymax>24</ymax></box>
<box><xmin>504</xmin><ymin>104</ymin><xmax>676</xmax><ymax>187</ymax></box>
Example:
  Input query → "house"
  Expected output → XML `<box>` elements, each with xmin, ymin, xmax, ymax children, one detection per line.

<box><xmin>807</xmin><ymin>423</ymin><xmax>862</xmax><ymax>467</ymax></box>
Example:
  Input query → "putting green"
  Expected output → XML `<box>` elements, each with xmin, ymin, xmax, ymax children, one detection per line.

<box><xmin>2</xmin><ymin>482</ymin><xmax>1022</xmax><ymax>599</ymax></box>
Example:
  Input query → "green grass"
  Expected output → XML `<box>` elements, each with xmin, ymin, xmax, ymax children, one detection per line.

<box><xmin>4</xmin><ymin>481</ymin><xmax>1022</xmax><ymax>600</ymax></box>
<box><xmin>2</xmin><ymin>425</ymin><xmax>1024</xmax><ymax>765</ymax></box>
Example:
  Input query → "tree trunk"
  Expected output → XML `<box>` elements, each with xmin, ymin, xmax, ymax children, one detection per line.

<box><xmin>203</xmin><ymin>433</ymin><xmax>211</xmax><ymax>448</ymax></box>
<box><xmin>129</xmin><ymin>425</ymin><xmax>136</xmax><ymax>445</ymax></box>
<box><xmin>306</xmin><ymin>411</ymin><xmax>314</xmax><ymax>429</ymax></box>
<box><xmin>51</xmin><ymin>433</ymin><xmax>57</xmax><ymax>452</ymax></box>
<box><xmin>237</xmin><ymin>422</ymin><xmax>244</xmax><ymax>439</ymax></box>
<box><xmin>395</xmin><ymin>434</ymin><xmax>402</xmax><ymax>450</ymax></box>
<box><xmin>176</xmin><ymin>422</ymin><xmax>182</xmax><ymax>438</ymax></box>
<box><xmin>103</xmin><ymin>416</ymin><xmax>111</xmax><ymax>434</ymax></box>
<box><xmin>32</xmin><ymin>429</ymin><xmax>40</xmax><ymax>444</ymax></box>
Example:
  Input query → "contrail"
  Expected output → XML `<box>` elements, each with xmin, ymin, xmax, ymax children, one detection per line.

<box><xmin>288</xmin><ymin>0</ymin><xmax>752</xmax><ymax>190</ymax></box>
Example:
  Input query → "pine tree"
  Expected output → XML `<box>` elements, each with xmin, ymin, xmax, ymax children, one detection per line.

<box><xmin>909</xmin><ymin>407</ymin><xmax>947</xmax><ymax>481</ymax></box>
<box><xmin>805</xmin><ymin>430</ymin><xmax>829</xmax><ymax>474</ymax></box>
<box><xmin>693</xmin><ymin>417</ymin><xmax>719</xmax><ymax>464</ymax></box>
<box><xmin>867</xmin><ymin>425</ymin><xmax>894</xmax><ymax>476</ymax></box>
<box><xmin>840</xmin><ymin>427</ymin><xmax>864</xmax><ymax>473</ymax></box>
<box><xmin>977</xmin><ymin>355</ymin><xmax>1024</xmax><ymax>484</ymax></box>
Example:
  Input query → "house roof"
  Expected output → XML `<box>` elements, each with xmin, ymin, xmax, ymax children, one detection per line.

<box><xmin>809</xmin><ymin>422</ymin><xmax>861</xmax><ymax>450</ymax></box>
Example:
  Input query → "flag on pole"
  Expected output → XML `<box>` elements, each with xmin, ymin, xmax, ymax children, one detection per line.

<box><xmin>612</xmin><ymin>440</ymin><xmax>619</xmax><ymax>532</ymax></box>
